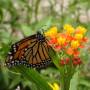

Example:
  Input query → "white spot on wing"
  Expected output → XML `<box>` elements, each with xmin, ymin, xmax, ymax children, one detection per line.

<box><xmin>9</xmin><ymin>56</ymin><xmax>13</xmax><ymax>60</ymax></box>
<box><xmin>8</xmin><ymin>52</ymin><xmax>12</xmax><ymax>55</ymax></box>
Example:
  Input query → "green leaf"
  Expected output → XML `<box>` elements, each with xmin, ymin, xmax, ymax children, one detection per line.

<box><xmin>21</xmin><ymin>78</ymin><xmax>38</xmax><ymax>90</ymax></box>
<box><xmin>9</xmin><ymin>77</ymin><xmax>21</xmax><ymax>89</ymax></box>
<box><xmin>10</xmin><ymin>66</ymin><xmax>52</xmax><ymax>90</ymax></box>
<box><xmin>69</xmin><ymin>71</ymin><xmax>80</xmax><ymax>90</ymax></box>
<box><xmin>79</xmin><ymin>79</ymin><xmax>90</xmax><ymax>87</ymax></box>
<box><xmin>1</xmin><ymin>67</ymin><xmax>9</xmax><ymax>86</ymax></box>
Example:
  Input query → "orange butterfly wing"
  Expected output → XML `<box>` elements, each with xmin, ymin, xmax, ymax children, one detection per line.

<box><xmin>6</xmin><ymin>33</ymin><xmax>51</xmax><ymax>68</ymax></box>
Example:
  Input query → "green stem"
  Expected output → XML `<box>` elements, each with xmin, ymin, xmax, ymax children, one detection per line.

<box><xmin>60</xmin><ymin>58</ymin><xmax>75</xmax><ymax>90</ymax></box>
<box><xmin>60</xmin><ymin>72</ymin><xmax>71</xmax><ymax>90</ymax></box>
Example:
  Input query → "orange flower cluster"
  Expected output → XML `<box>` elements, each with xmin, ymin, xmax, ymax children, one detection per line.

<box><xmin>45</xmin><ymin>24</ymin><xmax>88</xmax><ymax>66</ymax></box>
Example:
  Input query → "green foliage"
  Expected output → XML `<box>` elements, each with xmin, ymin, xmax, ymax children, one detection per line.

<box><xmin>0</xmin><ymin>0</ymin><xmax>90</xmax><ymax>90</ymax></box>
<box><xmin>10</xmin><ymin>66</ymin><xmax>52</xmax><ymax>90</ymax></box>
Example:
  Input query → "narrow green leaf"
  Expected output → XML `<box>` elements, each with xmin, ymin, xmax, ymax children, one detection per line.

<box><xmin>9</xmin><ymin>77</ymin><xmax>21</xmax><ymax>89</ymax></box>
<box><xmin>1</xmin><ymin>67</ymin><xmax>9</xmax><ymax>86</ymax></box>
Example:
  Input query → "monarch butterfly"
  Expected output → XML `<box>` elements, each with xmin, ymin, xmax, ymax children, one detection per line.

<box><xmin>6</xmin><ymin>31</ymin><xmax>52</xmax><ymax>68</ymax></box>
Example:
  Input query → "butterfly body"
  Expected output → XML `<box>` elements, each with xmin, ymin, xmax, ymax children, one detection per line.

<box><xmin>36</xmin><ymin>32</ymin><xmax>45</xmax><ymax>42</ymax></box>
<box><xmin>6</xmin><ymin>32</ymin><xmax>52</xmax><ymax>68</ymax></box>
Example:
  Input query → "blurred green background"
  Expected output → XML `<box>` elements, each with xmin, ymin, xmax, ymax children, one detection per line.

<box><xmin>0</xmin><ymin>0</ymin><xmax>90</xmax><ymax>90</ymax></box>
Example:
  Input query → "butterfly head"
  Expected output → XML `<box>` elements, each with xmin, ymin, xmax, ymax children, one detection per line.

<box><xmin>36</xmin><ymin>31</ymin><xmax>45</xmax><ymax>42</ymax></box>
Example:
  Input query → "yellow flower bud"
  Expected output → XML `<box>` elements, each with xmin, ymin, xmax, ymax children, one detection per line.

<box><xmin>75</xmin><ymin>34</ymin><xmax>83</xmax><ymax>40</ymax></box>
<box><xmin>64</xmin><ymin>24</ymin><xmax>74</xmax><ymax>34</ymax></box>
<box><xmin>76</xmin><ymin>26</ymin><xmax>87</xmax><ymax>34</ymax></box>
<box><xmin>48</xmin><ymin>83</ymin><xmax>60</xmax><ymax>90</ymax></box>
<box><xmin>57</xmin><ymin>37</ymin><xmax>66</xmax><ymax>45</ymax></box>
<box><xmin>45</xmin><ymin>26</ymin><xmax>58</xmax><ymax>37</ymax></box>
<box><xmin>71</xmin><ymin>40</ymin><xmax>80</xmax><ymax>49</ymax></box>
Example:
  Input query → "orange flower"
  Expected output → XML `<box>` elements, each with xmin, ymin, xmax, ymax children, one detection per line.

<box><xmin>79</xmin><ymin>45</ymin><xmax>84</xmax><ymax>48</ymax></box>
<box><xmin>48</xmin><ymin>37</ymin><xmax>57</xmax><ymax>45</ymax></box>
<box><xmin>66</xmin><ymin>35</ymin><xmax>74</xmax><ymax>41</ymax></box>
<box><xmin>54</xmin><ymin>45</ymin><xmax>62</xmax><ymax>51</ymax></box>
<box><xmin>66</xmin><ymin>47</ymin><xmax>80</xmax><ymax>56</ymax></box>
<box><xmin>45</xmin><ymin>25</ymin><xmax>88</xmax><ymax>59</ymax></box>
<box><xmin>73</xmin><ymin>50</ymin><xmax>80</xmax><ymax>57</ymax></box>
<box><xmin>66</xmin><ymin>47</ymin><xmax>74</xmax><ymax>55</ymax></box>
<box><xmin>82</xmin><ymin>37</ymin><xmax>88</xmax><ymax>42</ymax></box>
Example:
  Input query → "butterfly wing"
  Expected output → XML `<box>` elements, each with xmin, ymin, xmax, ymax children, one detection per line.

<box><xmin>6</xmin><ymin>34</ymin><xmax>38</xmax><ymax>66</ymax></box>
<box><xmin>6</xmin><ymin>33</ymin><xmax>51</xmax><ymax>68</ymax></box>
<box><xmin>25</xmin><ymin>41</ymin><xmax>51</xmax><ymax>68</ymax></box>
